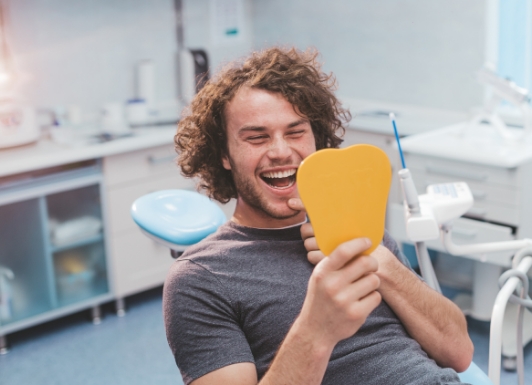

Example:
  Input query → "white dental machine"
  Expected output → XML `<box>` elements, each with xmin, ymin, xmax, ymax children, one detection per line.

<box><xmin>390</xmin><ymin>67</ymin><xmax>532</xmax><ymax>385</ymax></box>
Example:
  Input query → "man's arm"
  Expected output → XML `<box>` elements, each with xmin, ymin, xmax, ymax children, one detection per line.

<box><xmin>192</xmin><ymin>238</ymin><xmax>382</xmax><ymax>385</ymax></box>
<box><xmin>299</xmin><ymin>221</ymin><xmax>474</xmax><ymax>373</ymax></box>
<box><xmin>371</xmin><ymin>245</ymin><xmax>473</xmax><ymax>372</ymax></box>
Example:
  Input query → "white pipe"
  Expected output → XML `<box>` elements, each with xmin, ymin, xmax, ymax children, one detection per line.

<box><xmin>488</xmin><ymin>256</ymin><xmax>532</xmax><ymax>385</ymax></box>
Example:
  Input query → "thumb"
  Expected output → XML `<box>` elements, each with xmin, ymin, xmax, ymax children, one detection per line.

<box><xmin>287</xmin><ymin>198</ymin><xmax>306</xmax><ymax>212</ymax></box>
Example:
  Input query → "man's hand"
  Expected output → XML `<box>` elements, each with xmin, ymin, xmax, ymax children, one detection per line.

<box><xmin>297</xmin><ymin>237</ymin><xmax>381</xmax><ymax>346</ymax></box>
<box><xmin>287</xmin><ymin>198</ymin><xmax>327</xmax><ymax>264</ymax></box>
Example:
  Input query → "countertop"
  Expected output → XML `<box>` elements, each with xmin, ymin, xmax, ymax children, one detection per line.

<box><xmin>342</xmin><ymin>98</ymin><xmax>469</xmax><ymax>136</ymax></box>
<box><xmin>0</xmin><ymin>125</ymin><xmax>177</xmax><ymax>178</ymax></box>
<box><xmin>0</xmin><ymin>99</ymin><xmax>470</xmax><ymax>179</ymax></box>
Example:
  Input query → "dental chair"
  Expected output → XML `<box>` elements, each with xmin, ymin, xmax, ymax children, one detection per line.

<box><xmin>131</xmin><ymin>189</ymin><xmax>226</xmax><ymax>258</ymax></box>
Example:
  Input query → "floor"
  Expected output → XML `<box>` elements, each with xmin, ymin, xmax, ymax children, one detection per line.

<box><xmin>0</xmin><ymin>286</ymin><xmax>531</xmax><ymax>385</ymax></box>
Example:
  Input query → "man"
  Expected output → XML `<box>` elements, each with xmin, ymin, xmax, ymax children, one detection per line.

<box><xmin>164</xmin><ymin>47</ymin><xmax>474</xmax><ymax>385</ymax></box>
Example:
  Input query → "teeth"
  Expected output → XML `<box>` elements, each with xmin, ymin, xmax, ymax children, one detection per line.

<box><xmin>261</xmin><ymin>169</ymin><xmax>297</xmax><ymax>179</ymax></box>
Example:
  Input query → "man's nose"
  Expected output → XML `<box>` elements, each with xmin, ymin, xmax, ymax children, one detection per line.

<box><xmin>268</xmin><ymin>137</ymin><xmax>292</xmax><ymax>159</ymax></box>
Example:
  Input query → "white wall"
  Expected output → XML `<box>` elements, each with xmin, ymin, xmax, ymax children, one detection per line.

<box><xmin>251</xmin><ymin>0</ymin><xmax>487</xmax><ymax>111</ymax></box>
<box><xmin>6</xmin><ymin>0</ymin><xmax>179</xmax><ymax>113</ymax></box>
<box><xmin>3</xmin><ymin>0</ymin><xmax>485</xmax><ymax>114</ymax></box>
<box><xmin>2</xmin><ymin>0</ymin><xmax>253</xmax><ymax>116</ymax></box>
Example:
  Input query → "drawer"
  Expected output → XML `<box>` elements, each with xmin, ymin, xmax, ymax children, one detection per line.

<box><xmin>413</xmin><ymin>174</ymin><xmax>519</xmax><ymax>207</ymax></box>
<box><xmin>108</xmin><ymin>227</ymin><xmax>176</xmax><ymax>297</ymax></box>
<box><xmin>387</xmin><ymin>202</ymin><xmax>515</xmax><ymax>267</ymax></box>
<box><xmin>103</xmin><ymin>144</ymin><xmax>178</xmax><ymax>187</ymax></box>
<box><xmin>463</xmin><ymin>201</ymin><xmax>519</xmax><ymax>227</ymax></box>
<box><xmin>106</xmin><ymin>173</ymin><xmax>196</xmax><ymax>234</ymax></box>
<box><xmin>411</xmin><ymin>180</ymin><xmax>519</xmax><ymax>226</ymax></box>
<box><xmin>404</xmin><ymin>153</ymin><xmax>520</xmax><ymax>187</ymax></box>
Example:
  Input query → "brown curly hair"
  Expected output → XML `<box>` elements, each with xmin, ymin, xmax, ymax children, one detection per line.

<box><xmin>174</xmin><ymin>47</ymin><xmax>351</xmax><ymax>203</ymax></box>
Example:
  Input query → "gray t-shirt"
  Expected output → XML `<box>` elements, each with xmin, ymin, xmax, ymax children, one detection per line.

<box><xmin>163</xmin><ymin>221</ymin><xmax>465</xmax><ymax>384</ymax></box>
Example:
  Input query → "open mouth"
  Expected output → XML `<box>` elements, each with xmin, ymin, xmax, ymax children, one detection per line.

<box><xmin>260</xmin><ymin>169</ymin><xmax>297</xmax><ymax>190</ymax></box>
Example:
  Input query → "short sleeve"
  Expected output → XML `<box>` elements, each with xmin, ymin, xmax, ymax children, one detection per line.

<box><xmin>163</xmin><ymin>259</ymin><xmax>255</xmax><ymax>384</ymax></box>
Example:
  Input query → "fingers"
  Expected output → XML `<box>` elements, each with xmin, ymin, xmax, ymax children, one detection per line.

<box><xmin>342</xmin><ymin>255</ymin><xmax>378</xmax><ymax>284</ymax></box>
<box><xmin>287</xmin><ymin>198</ymin><xmax>305</xmax><ymax>212</ymax></box>
<box><xmin>337</xmin><ymin>270</ymin><xmax>380</xmax><ymax>302</ymax></box>
<box><xmin>325</xmin><ymin>238</ymin><xmax>372</xmax><ymax>271</ymax></box>
<box><xmin>308</xmin><ymin>250</ymin><xmax>326</xmax><ymax>265</ymax></box>
<box><xmin>300</xmin><ymin>222</ymin><xmax>314</xmax><ymax>241</ymax></box>
<box><xmin>303</xmin><ymin>236</ymin><xmax>318</xmax><ymax>251</ymax></box>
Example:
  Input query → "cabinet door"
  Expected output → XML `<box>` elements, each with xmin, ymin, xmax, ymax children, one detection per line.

<box><xmin>109</xmin><ymin>228</ymin><xmax>174</xmax><ymax>297</ymax></box>
<box><xmin>46</xmin><ymin>184</ymin><xmax>109</xmax><ymax>308</ymax></box>
<box><xmin>103</xmin><ymin>144</ymin><xmax>178</xmax><ymax>187</ymax></box>
<box><xmin>106</xmin><ymin>173</ymin><xmax>195</xmax><ymax>235</ymax></box>
<box><xmin>0</xmin><ymin>199</ymin><xmax>51</xmax><ymax>326</ymax></box>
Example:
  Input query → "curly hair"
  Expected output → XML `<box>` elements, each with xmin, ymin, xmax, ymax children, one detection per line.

<box><xmin>174</xmin><ymin>47</ymin><xmax>351</xmax><ymax>203</ymax></box>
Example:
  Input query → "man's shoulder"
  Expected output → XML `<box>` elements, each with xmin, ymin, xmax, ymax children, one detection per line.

<box><xmin>177</xmin><ymin>221</ymin><xmax>237</xmax><ymax>260</ymax></box>
<box><xmin>167</xmin><ymin>221</ymin><xmax>242</xmax><ymax>278</ymax></box>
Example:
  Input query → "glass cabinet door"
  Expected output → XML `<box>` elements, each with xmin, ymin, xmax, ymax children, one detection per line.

<box><xmin>0</xmin><ymin>199</ymin><xmax>52</xmax><ymax>327</ymax></box>
<box><xmin>46</xmin><ymin>184</ymin><xmax>109</xmax><ymax>308</ymax></box>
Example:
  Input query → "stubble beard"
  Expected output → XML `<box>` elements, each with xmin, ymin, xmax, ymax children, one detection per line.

<box><xmin>231</xmin><ymin>166</ymin><xmax>299</xmax><ymax>221</ymax></box>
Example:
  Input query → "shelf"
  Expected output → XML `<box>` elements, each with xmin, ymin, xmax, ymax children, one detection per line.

<box><xmin>51</xmin><ymin>233</ymin><xmax>103</xmax><ymax>253</ymax></box>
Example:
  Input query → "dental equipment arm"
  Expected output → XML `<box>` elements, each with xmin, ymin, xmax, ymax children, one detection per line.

<box><xmin>398</xmin><ymin>168</ymin><xmax>441</xmax><ymax>293</ymax></box>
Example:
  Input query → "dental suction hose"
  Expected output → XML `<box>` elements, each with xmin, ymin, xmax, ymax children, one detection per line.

<box><xmin>489</xmin><ymin>249</ymin><xmax>532</xmax><ymax>385</ymax></box>
<box><xmin>398</xmin><ymin>169</ymin><xmax>441</xmax><ymax>293</ymax></box>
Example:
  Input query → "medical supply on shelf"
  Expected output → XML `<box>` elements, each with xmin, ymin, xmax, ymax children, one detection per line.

<box><xmin>49</xmin><ymin>216</ymin><xmax>102</xmax><ymax>247</ymax></box>
<box><xmin>136</xmin><ymin>60</ymin><xmax>155</xmax><ymax>107</ymax></box>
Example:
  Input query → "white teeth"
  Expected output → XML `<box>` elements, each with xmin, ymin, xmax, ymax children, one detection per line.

<box><xmin>261</xmin><ymin>169</ymin><xmax>297</xmax><ymax>179</ymax></box>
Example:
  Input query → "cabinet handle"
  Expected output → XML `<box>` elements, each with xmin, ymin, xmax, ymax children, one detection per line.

<box><xmin>466</xmin><ymin>207</ymin><xmax>487</xmax><ymax>218</ymax></box>
<box><xmin>470</xmin><ymin>189</ymin><xmax>487</xmax><ymax>200</ymax></box>
<box><xmin>147</xmin><ymin>155</ymin><xmax>176</xmax><ymax>165</ymax></box>
<box><xmin>452</xmin><ymin>228</ymin><xmax>478</xmax><ymax>239</ymax></box>
<box><xmin>426</xmin><ymin>166</ymin><xmax>488</xmax><ymax>182</ymax></box>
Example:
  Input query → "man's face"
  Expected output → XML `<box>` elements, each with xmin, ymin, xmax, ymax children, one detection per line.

<box><xmin>223</xmin><ymin>87</ymin><xmax>317</xmax><ymax>228</ymax></box>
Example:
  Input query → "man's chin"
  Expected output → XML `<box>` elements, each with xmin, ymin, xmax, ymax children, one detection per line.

<box><xmin>262</xmin><ymin>205</ymin><xmax>301</xmax><ymax>221</ymax></box>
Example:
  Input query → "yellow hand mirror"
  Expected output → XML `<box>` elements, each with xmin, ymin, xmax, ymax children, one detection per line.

<box><xmin>297</xmin><ymin>144</ymin><xmax>392</xmax><ymax>256</ymax></box>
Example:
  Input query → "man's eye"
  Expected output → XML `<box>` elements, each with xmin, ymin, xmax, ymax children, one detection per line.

<box><xmin>248</xmin><ymin>135</ymin><xmax>268</xmax><ymax>142</ymax></box>
<box><xmin>288</xmin><ymin>130</ymin><xmax>305</xmax><ymax>137</ymax></box>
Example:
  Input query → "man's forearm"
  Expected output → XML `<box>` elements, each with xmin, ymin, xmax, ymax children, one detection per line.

<box><xmin>259</xmin><ymin>316</ymin><xmax>334</xmax><ymax>385</ymax></box>
<box><xmin>376</xmin><ymin>249</ymin><xmax>473</xmax><ymax>372</ymax></box>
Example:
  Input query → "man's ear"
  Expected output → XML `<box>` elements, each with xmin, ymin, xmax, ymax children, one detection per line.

<box><xmin>222</xmin><ymin>155</ymin><xmax>231</xmax><ymax>170</ymax></box>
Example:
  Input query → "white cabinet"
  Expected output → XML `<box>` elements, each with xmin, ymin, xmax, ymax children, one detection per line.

<box><xmin>103</xmin><ymin>144</ymin><xmax>194</xmax><ymax>299</ymax></box>
<box><xmin>0</xmin><ymin>161</ymin><xmax>114</xmax><ymax>350</ymax></box>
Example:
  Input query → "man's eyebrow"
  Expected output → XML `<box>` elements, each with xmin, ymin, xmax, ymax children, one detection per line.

<box><xmin>287</xmin><ymin>119</ymin><xmax>309</xmax><ymax>128</ymax></box>
<box><xmin>238</xmin><ymin>126</ymin><xmax>267</xmax><ymax>136</ymax></box>
<box><xmin>237</xmin><ymin>119</ymin><xmax>309</xmax><ymax>136</ymax></box>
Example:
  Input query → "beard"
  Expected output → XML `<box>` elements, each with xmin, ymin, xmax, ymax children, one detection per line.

<box><xmin>229</xmin><ymin>160</ymin><xmax>300</xmax><ymax>221</ymax></box>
